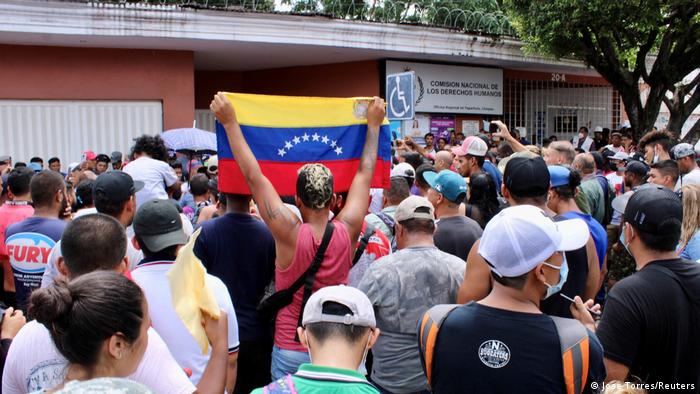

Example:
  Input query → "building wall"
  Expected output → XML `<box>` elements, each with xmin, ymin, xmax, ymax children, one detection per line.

<box><xmin>0</xmin><ymin>45</ymin><xmax>194</xmax><ymax>130</ymax></box>
<box><xmin>195</xmin><ymin>60</ymin><xmax>381</xmax><ymax>109</ymax></box>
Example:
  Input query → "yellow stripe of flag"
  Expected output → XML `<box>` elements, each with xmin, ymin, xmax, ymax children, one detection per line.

<box><xmin>224</xmin><ymin>92</ymin><xmax>389</xmax><ymax>128</ymax></box>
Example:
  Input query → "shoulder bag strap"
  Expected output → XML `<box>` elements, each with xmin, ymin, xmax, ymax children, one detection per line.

<box><xmin>294</xmin><ymin>221</ymin><xmax>335</xmax><ymax>341</ymax></box>
<box><xmin>352</xmin><ymin>222</ymin><xmax>376</xmax><ymax>266</ymax></box>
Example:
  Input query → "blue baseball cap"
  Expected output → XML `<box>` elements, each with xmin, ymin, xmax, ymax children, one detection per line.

<box><xmin>423</xmin><ymin>170</ymin><xmax>467</xmax><ymax>203</ymax></box>
<box><xmin>548</xmin><ymin>165</ymin><xmax>571</xmax><ymax>188</ymax></box>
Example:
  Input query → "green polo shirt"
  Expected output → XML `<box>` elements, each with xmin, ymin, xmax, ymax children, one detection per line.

<box><xmin>251</xmin><ymin>364</ymin><xmax>379</xmax><ymax>394</ymax></box>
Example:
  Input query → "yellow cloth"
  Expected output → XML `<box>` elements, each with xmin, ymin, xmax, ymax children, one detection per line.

<box><xmin>167</xmin><ymin>228</ymin><xmax>221</xmax><ymax>354</ymax></box>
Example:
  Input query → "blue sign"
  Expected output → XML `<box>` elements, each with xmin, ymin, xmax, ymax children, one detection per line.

<box><xmin>386</xmin><ymin>72</ymin><xmax>415</xmax><ymax>120</ymax></box>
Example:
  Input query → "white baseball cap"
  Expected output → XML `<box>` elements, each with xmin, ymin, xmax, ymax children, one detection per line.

<box><xmin>478</xmin><ymin>205</ymin><xmax>589</xmax><ymax>277</ymax></box>
<box><xmin>594</xmin><ymin>126</ymin><xmax>603</xmax><ymax>132</ymax></box>
<box><xmin>452</xmin><ymin>136</ymin><xmax>487</xmax><ymax>157</ymax></box>
<box><xmin>302</xmin><ymin>285</ymin><xmax>376</xmax><ymax>328</ymax></box>
<box><xmin>391</xmin><ymin>162</ymin><xmax>415</xmax><ymax>179</ymax></box>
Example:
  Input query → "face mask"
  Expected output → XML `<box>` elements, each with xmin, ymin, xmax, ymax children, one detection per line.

<box><xmin>360</xmin><ymin>331</ymin><xmax>373</xmax><ymax>367</ymax></box>
<box><xmin>578</xmin><ymin>133</ymin><xmax>585</xmax><ymax>140</ymax></box>
<box><xmin>542</xmin><ymin>256</ymin><xmax>569</xmax><ymax>299</ymax></box>
<box><xmin>652</xmin><ymin>147</ymin><xmax>659</xmax><ymax>164</ymax></box>
<box><xmin>620</xmin><ymin>224</ymin><xmax>632</xmax><ymax>255</ymax></box>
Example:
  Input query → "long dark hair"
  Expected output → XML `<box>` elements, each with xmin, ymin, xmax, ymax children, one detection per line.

<box><xmin>468</xmin><ymin>172</ymin><xmax>500</xmax><ymax>228</ymax></box>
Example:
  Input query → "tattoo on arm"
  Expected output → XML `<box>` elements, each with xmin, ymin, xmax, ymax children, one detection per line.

<box><xmin>360</xmin><ymin>127</ymin><xmax>379</xmax><ymax>172</ymax></box>
<box><xmin>264</xmin><ymin>200</ymin><xmax>289</xmax><ymax>222</ymax></box>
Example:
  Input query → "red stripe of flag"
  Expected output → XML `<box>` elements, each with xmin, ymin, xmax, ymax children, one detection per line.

<box><xmin>218</xmin><ymin>158</ymin><xmax>391</xmax><ymax>196</ymax></box>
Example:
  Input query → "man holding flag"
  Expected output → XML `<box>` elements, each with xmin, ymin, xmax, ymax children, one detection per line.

<box><xmin>210</xmin><ymin>93</ymin><xmax>386</xmax><ymax>379</ymax></box>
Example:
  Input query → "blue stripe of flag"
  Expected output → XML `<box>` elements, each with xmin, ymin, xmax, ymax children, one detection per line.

<box><xmin>216</xmin><ymin>123</ymin><xmax>391</xmax><ymax>163</ymax></box>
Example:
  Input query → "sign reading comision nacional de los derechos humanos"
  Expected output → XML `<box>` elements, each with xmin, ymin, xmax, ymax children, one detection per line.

<box><xmin>386</xmin><ymin>61</ymin><xmax>503</xmax><ymax>115</ymax></box>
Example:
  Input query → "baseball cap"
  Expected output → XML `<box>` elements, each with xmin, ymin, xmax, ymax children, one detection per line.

<box><xmin>133</xmin><ymin>199</ymin><xmax>188</xmax><ymax>252</ymax></box>
<box><xmin>111</xmin><ymin>151</ymin><xmax>123</xmax><ymax>163</ymax></box>
<box><xmin>611</xmin><ymin>151</ymin><xmax>629</xmax><ymax>161</ymax></box>
<box><xmin>93</xmin><ymin>171</ymin><xmax>144</xmax><ymax>204</ymax></box>
<box><xmin>478</xmin><ymin>205</ymin><xmax>589</xmax><ymax>277</ymax></box>
<box><xmin>624</xmin><ymin>185</ymin><xmax>682</xmax><ymax>234</ymax></box>
<box><xmin>423</xmin><ymin>170</ymin><xmax>467</xmax><ymax>203</ymax></box>
<box><xmin>594</xmin><ymin>126</ymin><xmax>603</xmax><ymax>132</ymax></box>
<box><xmin>394</xmin><ymin>195</ymin><xmax>434</xmax><ymax>222</ymax></box>
<box><xmin>68</xmin><ymin>162</ymin><xmax>81</xmax><ymax>173</ymax></box>
<box><xmin>497</xmin><ymin>150</ymin><xmax>538</xmax><ymax>175</ymax></box>
<box><xmin>302</xmin><ymin>285</ymin><xmax>376</xmax><ymax>328</ymax></box>
<box><xmin>548</xmin><ymin>165</ymin><xmax>571</xmax><ymax>188</ymax></box>
<box><xmin>0</xmin><ymin>155</ymin><xmax>10</xmax><ymax>164</ymax></box>
<box><xmin>82</xmin><ymin>150</ymin><xmax>97</xmax><ymax>161</ymax></box>
<box><xmin>391</xmin><ymin>162</ymin><xmax>415</xmax><ymax>179</ymax></box>
<box><xmin>625</xmin><ymin>160</ymin><xmax>649</xmax><ymax>178</ymax></box>
<box><xmin>504</xmin><ymin>156</ymin><xmax>550</xmax><ymax>198</ymax></box>
<box><xmin>452</xmin><ymin>136</ymin><xmax>488</xmax><ymax>157</ymax></box>
<box><xmin>672</xmin><ymin>143</ymin><xmax>695</xmax><ymax>159</ymax></box>
<box><xmin>27</xmin><ymin>163</ymin><xmax>42</xmax><ymax>173</ymax></box>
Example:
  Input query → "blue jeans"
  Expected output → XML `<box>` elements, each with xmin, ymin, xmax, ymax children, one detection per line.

<box><xmin>271</xmin><ymin>345</ymin><xmax>310</xmax><ymax>380</ymax></box>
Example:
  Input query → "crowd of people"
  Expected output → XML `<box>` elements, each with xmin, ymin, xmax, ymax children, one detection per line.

<box><xmin>0</xmin><ymin>93</ymin><xmax>698</xmax><ymax>394</ymax></box>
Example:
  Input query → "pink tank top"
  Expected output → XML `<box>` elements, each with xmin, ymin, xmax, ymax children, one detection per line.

<box><xmin>274</xmin><ymin>220</ymin><xmax>352</xmax><ymax>351</ymax></box>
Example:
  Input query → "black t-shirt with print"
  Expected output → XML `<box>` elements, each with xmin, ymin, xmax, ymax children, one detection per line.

<box><xmin>431</xmin><ymin>303</ymin><xmax>605</xmax><ymax>393</ymax></box>
<box><xmin>596</xmin><ymin>258</ymin><xmax>700</xmax><ymax>391</ymax></box>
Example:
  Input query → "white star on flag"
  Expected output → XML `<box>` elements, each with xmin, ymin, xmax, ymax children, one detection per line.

<box><xmin>334</xmin><ymin>147</ymin><xmax>343</xmax><ymax>155</ymax></box>
<box><xmin>302</xmin><ymin>133</ymin><xmax>310</xmax><ymax>142</ymax></box>
<box><xmin>312</xmin><ymin>133</ymin><xmax>320</xmax><ymax>141</ymax></box>
<box><xmin>285</xmin><ymin>141</ymin><xmax>293</xmax><ymax>150</ymax></box>
<box><xmin>321</xmin><ymin>135</ymin><xmax>329</xmax><ymax>144</ymax></box>
<box><xmin>277</xmin><ymin>148</ymin><xmax>286</xmax><ymax>157</ymax></box>
<box><xmin>331</xmin><ymin>140</ymin><xmax>337</xmax><ymax>148</ymax></box>
<box><xmin>293</xmin><ymin>136</ymin><xmax>301</xmax><ymax>144</ymax></box>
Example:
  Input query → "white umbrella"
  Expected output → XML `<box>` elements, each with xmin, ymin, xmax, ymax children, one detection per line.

<box><xmin>161</xmin><ymin>128</ymin><xmax>217</xmax><ymax>155</ymax></box>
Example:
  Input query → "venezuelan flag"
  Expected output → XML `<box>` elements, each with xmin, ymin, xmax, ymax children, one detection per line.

<box><xmin>216</xmin><ymin>93</ymin><xmax>392</xmax><ymax>196</ymax></box>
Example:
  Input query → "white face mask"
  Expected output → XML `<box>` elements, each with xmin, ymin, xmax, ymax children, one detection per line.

<box><xmin>578</xmin><ymin>133</ymin><xmax>585</xmax><ymax>140</ymax></box>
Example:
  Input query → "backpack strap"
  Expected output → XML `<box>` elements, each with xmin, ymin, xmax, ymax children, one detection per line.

<box><xmin>550</xmin><ymin>316</ymin><xmax>590</xmax><ymax>394</ymax></box>
<box><xmin>418</xmin><ymin>303</ymin><xmax>462</xmax><ymax>387</ymax></box>
<box><xmin>352</xmin><ymin>222</ymin><xmax>376</xmax><ymax>266</ymax></box>
<box><xmin>263</xmin><ymin>375</ymin><xmax>297</xmax><ymax>394</ymax></box>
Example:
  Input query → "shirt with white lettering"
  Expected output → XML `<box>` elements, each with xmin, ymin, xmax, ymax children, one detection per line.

<box><xmin>5</xmin><ymin>217</ymin><xmax>66</xmax><ymax>310</ymax></box>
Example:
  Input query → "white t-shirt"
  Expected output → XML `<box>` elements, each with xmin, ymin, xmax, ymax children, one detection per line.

<box><xmin>676</xmin><ymin>167</ymin><xmax>700</xmax><ymax>191</ymax></box>
<box><xmin>605</xmin><ymin>172</ymin><xmax>624</xmax><ymax>195</ymax></box>
<box><xmin>72</xmin><ymin>207</ymin><xmax>98</xmax><ymax>219</ymax></box>
<box><xmin>123</xmin><ymin>157</ymin><xmax>178</xmax><ymax>208</ymax></box>
<box><xmin>40</xmin><ymin>238</ymin><xmax>143</xmax><ymax>288</ymax></box>
<box><xmin>2</xmin><ymin>321</ymin><xmax>195</xmax><ymax>394</ymax></box>
<box><xmin>131</xmin><ymin>261</ymin><xmax>239</xmax><ymax>385</ymax></box>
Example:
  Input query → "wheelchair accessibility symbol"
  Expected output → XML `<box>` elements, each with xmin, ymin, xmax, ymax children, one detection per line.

<box><xmin>386</xmin><ymin>72</ymin><xmax>415</xmax><ymax>120</ymax></box>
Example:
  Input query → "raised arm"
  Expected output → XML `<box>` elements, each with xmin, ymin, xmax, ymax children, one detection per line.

<box><xmin>210</xmin><ymin>93</ymin><xmax>300</xmax><ymax>266</ymax></box>
<box><xmin>492</xmin><ymin>121</ymin><xmax>527</xmax><ymax>153</ymax></box>
<box><xmin>336</xmin><ymin>97</ymin><xmax>385</xmax><ymax>244</ymax></box>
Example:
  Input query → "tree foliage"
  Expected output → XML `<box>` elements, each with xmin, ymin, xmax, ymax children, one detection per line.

<box><xmin>505</xmin><ymin>0</ymin><xmax>700</xmax><ymax>139</ymax></box>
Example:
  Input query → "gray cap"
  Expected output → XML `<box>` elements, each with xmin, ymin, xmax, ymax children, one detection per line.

<box><xmin>133</xmin><ymin>199</ymin><xmax>187</xmax><ymax>252</ymax></box>
<box><xmin>394</xmin><ymin>195</ymin><xmax>435</xmax><ymax>222</ymax></box>
<box><xmin>302</xmin><ymin>285</ymin><xmax>376</xmax><ymax>328</ymax></box>
<box><xmin>111</xmin><ymin>151</ymin><xmax>123</xmax><ymax>163</ymax></box>
<box><xmin>0</xmin><ymin>155</ymin><xmax>10</xmax><ymax>164</ymax></box>
<box><xmin>672</xmin><ymin>143</ymin><xmax>695</xmax><ymax>159</ymax></box>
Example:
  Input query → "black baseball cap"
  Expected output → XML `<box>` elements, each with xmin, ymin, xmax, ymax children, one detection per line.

<box><xmin>625</xmin><ymin>160</ymin><xmax>649</xmax><ymax>178</ymax></box>
<box><xmin>624</xmin><ymin>185</ymin><xmax>682</xmax><ymax>233</ymax></box>
<box><xmin>133</xmin><ymin>199</ymin><xmax>187</xmax><ymax>252</ymax></box>
<box><xmin>504</xmin><ymin>156</ymin><xmax>550</xmax><ymax>198</ymax></box>
<box><xmin>93</xmin><ymin>171</ymin><xmax>144</xmax><ymax>204</ymax></box>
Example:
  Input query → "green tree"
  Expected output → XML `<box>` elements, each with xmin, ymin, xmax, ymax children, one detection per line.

<box><xmin>505</xmin><ymin>0</ymin><xmax>700</xmax><ymax>139</ymax></box>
